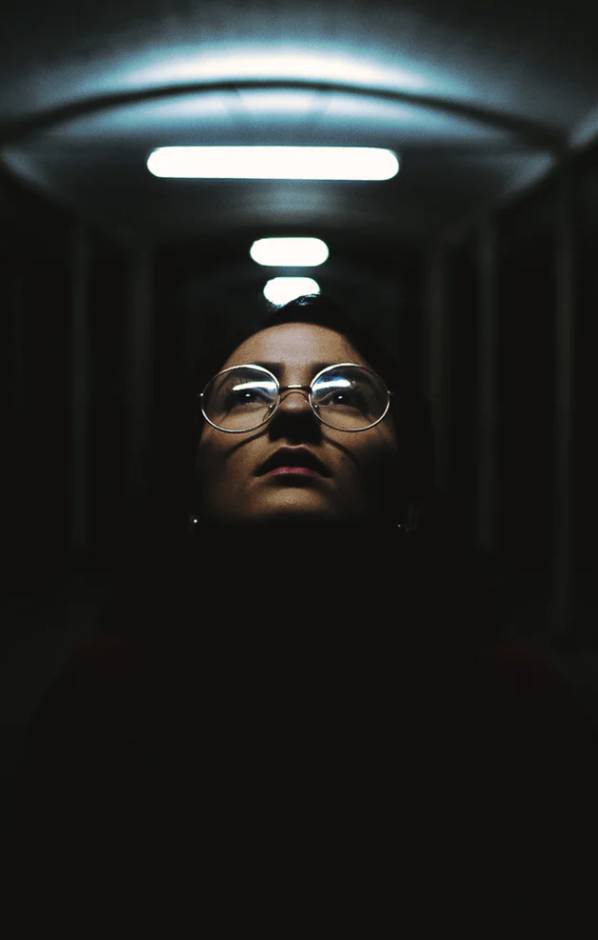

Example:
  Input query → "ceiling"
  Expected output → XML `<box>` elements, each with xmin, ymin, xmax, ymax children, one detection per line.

<box><xmin>1</xmin><ymin>0</ymin><xmax>597</xmax><ymax>251</ymax></box>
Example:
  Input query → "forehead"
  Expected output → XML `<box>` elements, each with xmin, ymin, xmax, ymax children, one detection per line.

<box><xmin>221</xmin><ymin>322</ymin><xmax>368</xmax><ymax>373</ymax></box>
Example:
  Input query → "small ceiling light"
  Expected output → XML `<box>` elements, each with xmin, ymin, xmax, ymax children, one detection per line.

<box><xmin>263</xmin><ymin>277</ymin><xmax>320</xmax><ymax>306</ymax></box>
<box><xmin>250</xmin><ymin>237</ymin><xmax>329</xmax><ymax>267</ymax></box>
<box><xmin>147</xmin><ymin>147</ymin><xmax>399</xmax><ymax>180</ymax></box>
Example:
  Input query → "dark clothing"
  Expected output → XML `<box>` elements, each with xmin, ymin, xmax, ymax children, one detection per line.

<box><xmin>14</xmin><ymin>628</ymin><xmax>598</xmax><ymax>823</ymax></box>
<box><xmin>8</xmin><ymin>538</ymin><xmax>598</xmax><ymax>862</ymax></box>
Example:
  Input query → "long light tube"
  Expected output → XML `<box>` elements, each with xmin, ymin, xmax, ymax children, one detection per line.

<box><xmin>147</xmin><ymin>146</ymin><xmax>399</xmax><ymax>180</ymax></box>
<box><xmin>250</xmin><ymin>237</ymin><xmax>329</xmax><ymax>267</ymax></box>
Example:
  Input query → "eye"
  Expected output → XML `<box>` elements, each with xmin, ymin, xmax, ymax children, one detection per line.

<box><xmin>226</xmin><ymin>384</ymin><xmax>272</xmax><ymax>406</ymax></box>
<box><xmin>323</xmin><ymin>387</ymin><xmax>365</xmax><ymax>407</ymax></box>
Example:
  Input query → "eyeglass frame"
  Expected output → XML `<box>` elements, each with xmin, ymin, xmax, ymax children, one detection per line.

<box><xmin>198</xmin><ymin>361</ymin><xmax>393</xmax><ymax>433</ymax></box>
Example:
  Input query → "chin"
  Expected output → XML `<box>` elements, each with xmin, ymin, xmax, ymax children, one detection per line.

<box><xmin>200</xmin><ymin>493</ymin><xmax>379</xmax><ymax>528</ymax></box>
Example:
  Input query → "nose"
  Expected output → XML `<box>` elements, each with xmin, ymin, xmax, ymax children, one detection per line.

<box><xmin>276</xmin><ymin>385</ymin><xmax>312</xmax><ymax>410</ymax></box>
<box><xmin>270</xmin><ymin>386</ymin><xmax>319</xmax><ymax>426</ymax></box>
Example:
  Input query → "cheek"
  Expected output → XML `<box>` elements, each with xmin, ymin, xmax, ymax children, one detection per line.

<box><xmin>351</xmin><ymin>426</ymin><xmax>398</xmax><ymax>468</ymax></box>
<box><xmin>196</xmin><ymin>432</ymin><xmax>225</xmax><ymax>484</ymax></box>
<box><xmin>195</xmin><ymin>435</ymin><xmax>235</xmax><ymax>515</ymax></box>
<box><xmin>196</xmin><ymin>433</ymin><xmax>256</xmax><ymax>491</ymax></box>
<box><xmin>348</xmin><ymin>430</ymin><xmax>400</xmax><ymax>498</ymax></box>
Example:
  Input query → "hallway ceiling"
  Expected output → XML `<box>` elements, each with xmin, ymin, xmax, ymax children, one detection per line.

<box><xmin>1</xmin><ymin>1</ymin><xmax>597</xmax><ymax>248</ymax></box>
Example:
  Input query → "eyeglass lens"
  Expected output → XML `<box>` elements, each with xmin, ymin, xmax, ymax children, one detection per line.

<box><xmin>203</xmin><ymin>365</ymin><xmax>388</xmax><ymax>431</ymax></box>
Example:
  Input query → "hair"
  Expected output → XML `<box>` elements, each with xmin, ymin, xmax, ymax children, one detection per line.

<box><xmin>191</xmin><ymin>292</ymin><xmax>435</xmax><ymax>525</ymax></box>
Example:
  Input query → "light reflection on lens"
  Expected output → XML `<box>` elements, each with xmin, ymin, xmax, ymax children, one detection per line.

<box><xmin>202</xmin><ymin>364</ymin><xmax>389</xmax><ymax>432</ymax></box>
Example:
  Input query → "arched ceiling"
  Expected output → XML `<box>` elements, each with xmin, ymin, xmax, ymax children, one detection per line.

<box><xmin>1</xmin><ymin>0</ymin><xmax>597</xmax><ymax>248</ymax></box>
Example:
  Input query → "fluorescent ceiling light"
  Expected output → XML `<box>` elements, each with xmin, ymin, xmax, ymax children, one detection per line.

<box><xmin>264</xmin><ymin>277</ymin><xmax>320</xmax><ymax>306</ymax></box>
<box><xmin>250</xmin><ymin>237</ymin><xmax>329</xmax><ymax>267</ymax></box>
<box><xmin>147</xmin><ymin>147</ymin><xmax>399</xmax><ymax>180</ymax></box>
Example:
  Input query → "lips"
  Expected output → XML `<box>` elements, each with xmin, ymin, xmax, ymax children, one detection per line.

<box><xmin>256</xmin><ymin>446</ymin><xmax>330</xmax><ymax>477</ymax></box>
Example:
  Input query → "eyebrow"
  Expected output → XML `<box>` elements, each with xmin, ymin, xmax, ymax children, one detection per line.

<box><xmin>252</xmin><ymin>361</ymin><xmax>338</xmax><ymax>375</ymax></box>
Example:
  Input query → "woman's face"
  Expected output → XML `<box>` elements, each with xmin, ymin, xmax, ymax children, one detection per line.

<box><xmin>196</xmin><ymin>322</ymin><xmax>400</xmax><ymax>527</ymax></box>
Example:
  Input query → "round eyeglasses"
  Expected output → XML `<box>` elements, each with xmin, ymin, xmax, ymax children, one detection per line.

<box><xmin>199</xmin><ymin>362</ymin><xmax>392</xmax><ymax>433</ymax></box>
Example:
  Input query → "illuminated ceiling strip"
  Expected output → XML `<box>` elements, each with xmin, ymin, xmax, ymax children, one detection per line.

<box><xmin>250</xmin><ymin>237</ymin><xmax>329</xmax><ymax>266</ymax></box>
<box><xmin>147</xmin><ymin>146</ymin><xmax>399</xmax><ymax>180</ymax></box>
<box><xmin>263</xmin><ymin>277</ymin><xmax>320</xmax><ymax>306</ymax></box>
